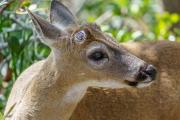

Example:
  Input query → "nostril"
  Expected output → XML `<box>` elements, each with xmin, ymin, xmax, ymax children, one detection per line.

<box><xmin>136</xmin><ymin>71</ymin><xmax>148</xmax><ymax>81</ymax></box>
<box><xmin>145</xmin><ymin>65</ymin><xmax>157</xmax><ymax>80</ymax></box>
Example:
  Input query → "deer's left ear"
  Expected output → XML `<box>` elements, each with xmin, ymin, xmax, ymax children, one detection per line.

<box><xmin>50</xmin><ymin>0</ymin><xmax>77</xmax><ymax>30</ymax></box>
<box><xmin>27</xmin><ymin>10</ymin><xmax>64</xmax><ymax>46</ymax></box>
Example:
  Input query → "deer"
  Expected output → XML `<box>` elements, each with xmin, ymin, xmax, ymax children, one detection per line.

<box><xmin>4</xmin><ymin>1</ymin><xmax>157</xmax><ymax>120</ymax></box>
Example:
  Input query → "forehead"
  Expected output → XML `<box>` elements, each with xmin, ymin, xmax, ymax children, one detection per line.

<box><xmin>79</xmin><ymin>23</ymin><xmax>123</xmax><ymax>51</ymax></box>
<box><xmin>67</xmin><ymin>23</ymin><xmax>125</xmax><ymax>52</ymax></box>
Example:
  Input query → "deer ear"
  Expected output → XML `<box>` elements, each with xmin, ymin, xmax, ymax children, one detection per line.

<box><xmin>27</xmin><ymin>10</ymin><xmax>63</xmax><ymax>46</ymax></box>
<box><xmin>50</xmin><ymin>0</ymin><xmax>77</xmax><ymax>30</ymax></box>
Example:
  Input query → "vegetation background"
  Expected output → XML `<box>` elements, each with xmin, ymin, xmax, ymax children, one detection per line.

<box><xmin>0</xmin><ymin>0</ymin><xmax>179</xmax><ymax>115</ymax></box>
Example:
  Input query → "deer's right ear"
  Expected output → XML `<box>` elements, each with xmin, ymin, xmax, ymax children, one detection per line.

<box><xmin>50</xmin><ymin>0</ymin><xmax>77</xmax><ymax>30</ymax></box>
<box><xmin>27</xmin><ymin>10</ymin><xmax>63</xmax><ymax>46</ymax></box>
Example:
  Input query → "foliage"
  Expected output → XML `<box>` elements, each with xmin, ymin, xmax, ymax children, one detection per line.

<box><xmin>0</xmin><ymin>0</ymin><xmax>179</xmax><ymax>114</ymax></box>
<box><xmin>0</xmin><ymin>112</ymin><xmax>4</xmax><ymax>120</ymax></box>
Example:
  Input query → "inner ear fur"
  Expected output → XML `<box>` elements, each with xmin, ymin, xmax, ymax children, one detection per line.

<box><xmin>50</xmin><ymin>0</ymin><xmax>77</xmax><ymax>30</ymax></box>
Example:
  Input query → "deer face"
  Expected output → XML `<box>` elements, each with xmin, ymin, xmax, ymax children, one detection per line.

<box><xmin>28</xmin><ymin>0</ymin><xmax>157</xmax><ymax>85</ymax></box>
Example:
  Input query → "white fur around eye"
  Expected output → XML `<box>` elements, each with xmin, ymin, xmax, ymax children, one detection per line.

<box><xmin>74</xmin><ymin>30</ymin><xmax>86</xmax><ymax>43</ymax></box>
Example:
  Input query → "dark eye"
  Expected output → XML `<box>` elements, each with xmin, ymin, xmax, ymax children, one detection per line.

<box><xmin>88</xmin><ymin>51</ymin><xmax>108</xmax><ymax>61</ymax></box>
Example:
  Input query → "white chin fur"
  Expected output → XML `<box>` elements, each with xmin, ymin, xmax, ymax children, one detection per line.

<box><xmin>136</xmin><ymin>81</ymin><xmax>154</xmax><ymax>88</ymax></box>
<box><xmin>62</xmin><ymin>80</ymin><xmax>130</xmax><ymax>104</ymax></box>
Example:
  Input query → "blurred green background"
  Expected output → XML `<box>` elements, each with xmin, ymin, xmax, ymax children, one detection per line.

<box><xmin>0</xmin><ymin>0</ymin><xmax>180</xmax><ymax>113</ymax></box>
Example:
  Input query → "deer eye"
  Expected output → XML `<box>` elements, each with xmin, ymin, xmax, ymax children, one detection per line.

<box><xmin>74</xmin><ymin>30</ymin><xmax>86</xmax><ymax>43</ymax></box>
<box><xmin>88</xmin><ymin>51</ymin><xmax>108</xmax><ymax>61</ymax></box>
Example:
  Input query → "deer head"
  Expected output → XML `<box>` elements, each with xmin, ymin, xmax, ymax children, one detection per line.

<box><xmin>27</xmin><ymin>0</ymin><xmax>157</xmax><ymax>86</ymax></box>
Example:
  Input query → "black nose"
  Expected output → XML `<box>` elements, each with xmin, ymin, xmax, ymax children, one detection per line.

<box><xmin>137</xmin><ymin>65</ymin><xmax>157</xmax><ymax>81</ymax></box>
<box><xmin>145</xmin><ymin>65</ymin><xmax>157</xmax><ymax>80</ymax></box>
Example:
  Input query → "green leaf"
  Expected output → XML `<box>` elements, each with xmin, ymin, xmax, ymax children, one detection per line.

<box><xmin>0</xmin><ymin>112</ymin><xmax>4</xmax><ymax>120</ymax></box>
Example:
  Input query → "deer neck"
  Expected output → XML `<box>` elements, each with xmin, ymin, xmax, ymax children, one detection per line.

<box><xmin>29</xmin><ymin>50</ymin><xmax>87</xmax><ymax>105</ymax></box>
